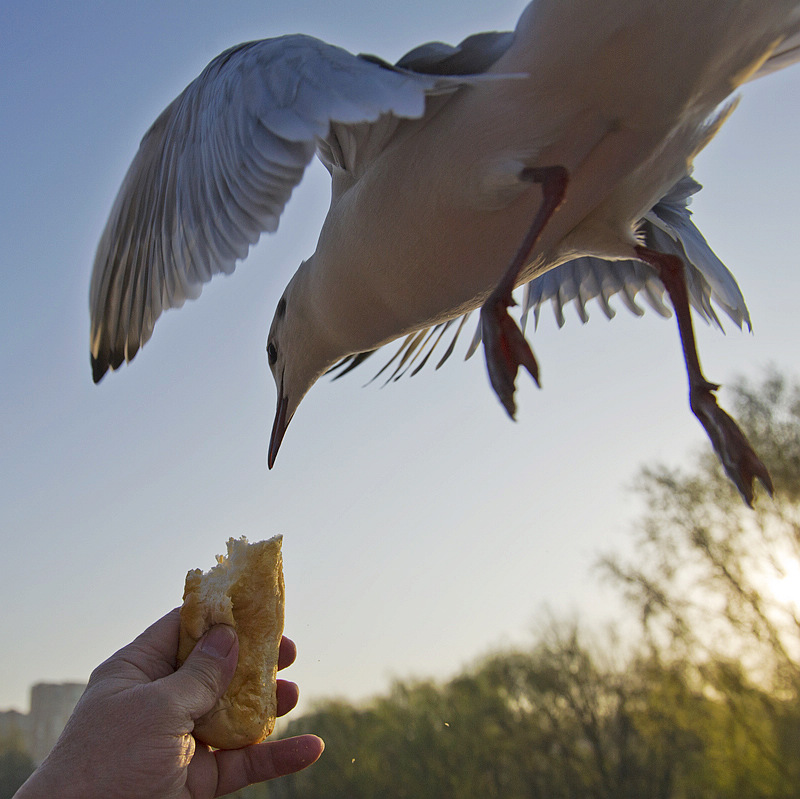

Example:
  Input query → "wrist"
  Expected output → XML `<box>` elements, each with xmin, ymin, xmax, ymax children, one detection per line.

<box><xmin>13</xmin><ymin>749</ymin><xmax>94</xmax><ymax>799</ymax></box>
<box><xmin>14</xmin><ymin>771</ymin><xmax>77</xmax><ymax>799</ymax></box>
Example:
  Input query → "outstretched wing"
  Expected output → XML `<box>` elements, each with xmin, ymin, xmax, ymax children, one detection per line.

<box><xmin>330</xmin><ymin>175</ymin><xmax>751</xmax><ymax>384</ymax></box>
<box><xmin>89</xmin><ymin>34</ymin><xmax>488</xmax><ymax>382</ymax></box>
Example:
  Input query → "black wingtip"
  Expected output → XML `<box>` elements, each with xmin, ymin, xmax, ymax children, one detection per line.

<box><xmin>91</xmin><ymin>357</ymin><xmax>108</xmax><ymax>384</ymax></box>
<box><xmin>92</xmin><ymin>345</ymin><xmax>133</xmax><ymax>384</ymax></box>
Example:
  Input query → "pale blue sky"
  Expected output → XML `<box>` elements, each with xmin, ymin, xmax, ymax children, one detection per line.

<box><xmin>1</xmin><ymin>1</ymin><xmax>799</xmax><ymax>714</ymax></box>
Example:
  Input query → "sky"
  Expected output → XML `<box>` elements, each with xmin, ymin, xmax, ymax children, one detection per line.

<box><xmin>1</xmin><ymin>1</ymin><xmax>799</xmax><ymax>717</ymax></box>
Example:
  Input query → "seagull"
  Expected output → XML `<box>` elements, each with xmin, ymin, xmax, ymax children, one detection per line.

<box><xmin>90</xmin><ymin>1</ymin><xmax>800</xmax><ymax>505</ymax></box>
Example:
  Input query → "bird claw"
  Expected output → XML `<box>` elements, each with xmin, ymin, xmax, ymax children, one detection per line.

<box><xmin>479</xmin><ymin>165</ymin><xmax>567</xmax><ymax>419</ymax></box>
<box><xmin>481</xmin><ymin>295</ymin><xmax>540</xmax><ymax>419</ymax></box>
<box><xmin>690</xmin><ymin>383</ymin><xmax>774</xmax><ymax>507</ymax></box>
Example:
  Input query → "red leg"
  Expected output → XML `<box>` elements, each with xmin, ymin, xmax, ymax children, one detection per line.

<box><xmin>635</xmin><ymin>245</ymin><xmax>773</xmax><ymax>506</ymax></box>
<box><xmin>481</xmin><ymin>166</ymin><xmax>568</xmax><ymax>418</ymax></box>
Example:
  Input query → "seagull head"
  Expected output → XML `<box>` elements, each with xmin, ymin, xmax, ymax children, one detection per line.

<box><xmin>266</xmin><ymin>261</ymin><xmax>342</xmax><ymax>469</ymax></box>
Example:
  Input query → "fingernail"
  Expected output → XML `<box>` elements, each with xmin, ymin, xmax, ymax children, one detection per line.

<box><xmin>200</xmin><ymin>625</ymin><xmax>236</xmax><ymax>658</ymax></box>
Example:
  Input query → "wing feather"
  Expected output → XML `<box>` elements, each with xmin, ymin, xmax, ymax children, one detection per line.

<box><xmin>90</xmin><ymin>34</ymin><xmax>488</xmax><ymax>381</ymax></box>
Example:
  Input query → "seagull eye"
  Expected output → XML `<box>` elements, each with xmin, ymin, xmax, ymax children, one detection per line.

<box><xmin>267</xmin><ymin>342</ymin><xmax>278</xmax><ymax>365</ymax></box>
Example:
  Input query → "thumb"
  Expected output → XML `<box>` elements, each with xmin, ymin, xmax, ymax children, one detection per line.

<box><xmin>162</xmin><ymin>624</ymin><xmax>239</xmax><ymax>720</ymax></box>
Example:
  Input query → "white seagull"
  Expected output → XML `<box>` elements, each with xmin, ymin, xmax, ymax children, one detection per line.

<box><xmin>90</xmin><ymin>0</ymin><xmax>800</xmax><ymax>505</ymax></box>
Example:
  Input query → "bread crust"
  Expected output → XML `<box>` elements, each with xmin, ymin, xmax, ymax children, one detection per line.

<box><xmin>178</xmin><ymin>535</ymin><xmax>285</xmax><ymax>749</ymax></box>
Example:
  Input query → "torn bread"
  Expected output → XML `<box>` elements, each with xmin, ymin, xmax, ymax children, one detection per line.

<box><xmin>178</xmin><ymin>535</ymin><xmax>285</xmax><ymax>749</ymax></box>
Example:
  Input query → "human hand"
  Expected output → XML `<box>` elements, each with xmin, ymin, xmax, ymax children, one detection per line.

<box><xmin>14</xmin><ymin>609</ymin><xmax>323</xmax><ymax>799</ymax></box>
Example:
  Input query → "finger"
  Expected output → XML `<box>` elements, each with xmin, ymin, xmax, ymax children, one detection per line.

<box><xmin>278</xmin><ymin>636</ymin><xmax>296</xmax><ymax>671</ymax></box>
<box><xmin>214</xmin><ymin>734</ymin><xmax>324</xmax><ymax>797</ymax></box>
<box><xmin>276</xmin><ymin>679</ymin><xmax>299</xmax><ymax>717</ymax></box>
<box><xmin>90</xmin><ymin>608</ymin><xmax>182</xmax><ymax>685</ymax></box>
<box><xmin>159</xmin><ymin>624</ymin><xmax>239</xmax><ymax>720</ymax></box>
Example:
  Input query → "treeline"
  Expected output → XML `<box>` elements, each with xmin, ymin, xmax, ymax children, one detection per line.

<box><xmin>255</xmin><ymin>631</ymin><xmax>799</xmax><ymax>799</ymax></box>
<box><xmin>238</xmin><ymin>371</ymin><xmax>800</xmax><ymax>799</ymax></box>
<box><xmin>0</xmin><ymin>734</ymin><xmax>34</xmax><ymax>799</ymax></box>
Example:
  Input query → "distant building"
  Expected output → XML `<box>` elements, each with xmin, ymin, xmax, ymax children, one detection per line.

<box><xmin>0</xmin><ymin>682</ymin><xmax>86</xmax><ymax>765</ymax></box>
<box><xmin>0</xmin><ymin>709</ymin><xmax>30</xmax><ymax>745</ymax></box>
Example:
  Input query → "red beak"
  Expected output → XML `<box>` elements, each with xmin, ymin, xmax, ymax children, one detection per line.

<box><xmin>268</xmin><ymin>379</ymin><xmax>290</xmax><ymax>470</ymax></box>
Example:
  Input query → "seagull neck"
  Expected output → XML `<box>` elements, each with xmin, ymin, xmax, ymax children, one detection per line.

<box><xmin>286</xmin><ymin>258</ymin><xmax>344</xmax><ymax>369</ymax></box>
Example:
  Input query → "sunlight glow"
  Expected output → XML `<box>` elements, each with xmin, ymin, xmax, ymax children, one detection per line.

<box><xmin>766</xmin><ymin>558</ymin><xmax>800</xmax><ymax>613</ymax></box>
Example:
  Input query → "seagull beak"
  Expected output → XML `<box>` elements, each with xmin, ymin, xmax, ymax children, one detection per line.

<box><xmin>268</xmin><ymin>380</ymin><xmax>290</xmax><ymax>470</ymax></box>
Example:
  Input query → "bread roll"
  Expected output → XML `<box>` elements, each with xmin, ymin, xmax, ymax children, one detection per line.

<box><xmin>177</xmin><ymin>535</ymin><xmax>285</xmax><ymax>749</ymax></box>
